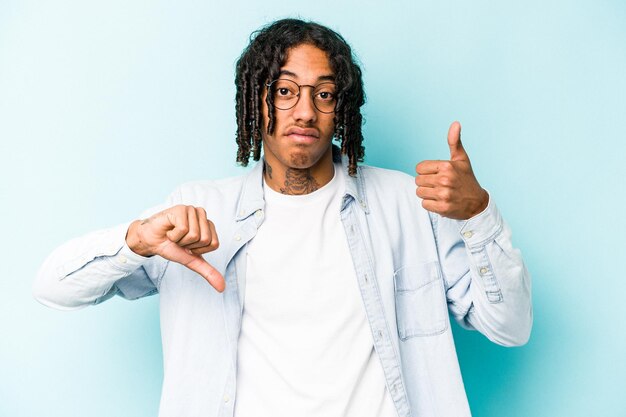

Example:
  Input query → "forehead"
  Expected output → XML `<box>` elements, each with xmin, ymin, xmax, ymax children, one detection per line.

<box><xmin>280</xmin><ymin>43</ymin><xmax>334</xmax><ymax>82</ymax></box>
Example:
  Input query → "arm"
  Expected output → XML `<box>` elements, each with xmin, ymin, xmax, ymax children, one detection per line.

<box><xmin>33</xmin><ymin>206</ymin><xmax>168</xmax><ymax>311</ymax></box>
<box><xmin>432</xmin><ymin>198</ymin><xmax>532</xmax><ymax>346</ymax></box>
<box><xmin>33</xmin><ymin>195</ymin><xmax>225</xmax><ymax>311</ymax></box>
<box><xmin>415</xmin><ymin>121</ymin><xmax>532</xmax><ymax>346</ymax></box>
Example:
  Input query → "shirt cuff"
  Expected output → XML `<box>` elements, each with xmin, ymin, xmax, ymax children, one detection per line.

<box><xmin>93</xmin><ymin>222</ymin><xmax>150</xmax><ymax>274</ymax></box>
<box><xmin>107</xmin><ymin>223</ymin><xmax>153</xmax><ymax>273</ymax></box>
<box><xmin>457</xmin><ymin>191</ymin><xmax>503</xmax><ymax>248</ymax></box>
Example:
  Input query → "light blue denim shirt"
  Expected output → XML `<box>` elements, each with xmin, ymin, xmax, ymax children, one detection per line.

<box><xmin>34</xmin><ymin>154</ymin><xmax>532</xmax><ymax>417</ymax></box>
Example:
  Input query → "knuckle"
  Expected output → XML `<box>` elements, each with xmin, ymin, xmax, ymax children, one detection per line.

<box><xmin>441</xmin><ymin>162</ymin><xmax>452</xmax><ymax>172</ymax></box>
<box><xmin>439</xmin><ymin>176</ymin><xmax>451</xmax><ymax>187</ymax></box>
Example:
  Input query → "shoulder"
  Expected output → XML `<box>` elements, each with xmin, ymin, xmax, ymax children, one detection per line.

<box><xmin>167</xmin><ymin>172</ymin><xmax>248</xmax><ymax>206</ymax></box>
<box><xmin>356</xmin><ymin>163</ymin><xmax>422</xmax><ymax>212</ymax></box>
<box><xmin>358</xmin><ymin>164</ymin><xmax>415</xmax><ymax>191</ymax></box>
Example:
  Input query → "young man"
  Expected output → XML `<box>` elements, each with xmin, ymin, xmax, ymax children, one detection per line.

<box><xmin>34</xmin><ymin>19</ymin><xmax>532</xmax><ymax>417</ymax></box>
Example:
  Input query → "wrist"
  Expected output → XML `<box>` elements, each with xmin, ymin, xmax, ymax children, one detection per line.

<box><xmin>469</xmin><ymin>188</ymin><xmax>489</xmax><ymax>218</ymax></box>
<box><xmin>126</xmin><ymin>220</ymin><xmax>155</xmax><ymax>257</ymax></box>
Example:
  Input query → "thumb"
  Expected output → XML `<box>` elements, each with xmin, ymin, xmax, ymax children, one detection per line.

<box><xmin>167</xmin><ymin>243</ymin><xmax>226</xmax><ymax>292</ymax></box>
<box><xmin>447</xmin><ymin>121</ymin><xmax>468</xmax><ymax>161</ymax></box>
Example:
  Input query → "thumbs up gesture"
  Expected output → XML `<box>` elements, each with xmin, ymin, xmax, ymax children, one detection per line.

<box><xmin>415</xmin><ymin>121</ymin><xmax>489</xmax><ymax>220</ymax></box>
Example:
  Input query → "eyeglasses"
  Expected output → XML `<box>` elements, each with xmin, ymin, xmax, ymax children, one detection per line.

<box><xmin>266</xmin><ymin>79</ymin><xmax>337</xmax><ymax>114</ymax></box>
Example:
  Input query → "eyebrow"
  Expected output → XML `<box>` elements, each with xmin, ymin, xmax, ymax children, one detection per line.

<box><xmin>279</xmin><ymin>69</ymin><xmax>335</xmax><ymax>82</ymax></box>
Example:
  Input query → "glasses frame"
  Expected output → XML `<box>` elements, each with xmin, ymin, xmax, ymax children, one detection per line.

<box><xmin>265</xmin><ymin>79</ymin><xmax>337</xmax><ymax>114</ymax></box>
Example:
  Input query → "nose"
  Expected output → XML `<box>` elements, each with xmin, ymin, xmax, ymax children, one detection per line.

<box><xmin>291</xmin><ymin>88</ymin><xmax>317</xmax><ymax>123</ymax></box>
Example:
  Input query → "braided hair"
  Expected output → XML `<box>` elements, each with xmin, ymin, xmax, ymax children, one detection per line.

<box><xmin>235</xmin><ymin>18</ymin><xmax>366</xmax><ymax>176</ymax></box>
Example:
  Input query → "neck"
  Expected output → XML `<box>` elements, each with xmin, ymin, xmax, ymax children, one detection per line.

<box><xmin>263</xmin><ymin>153</ymin><xmax>335</xmax><ymax>196</ymax></box>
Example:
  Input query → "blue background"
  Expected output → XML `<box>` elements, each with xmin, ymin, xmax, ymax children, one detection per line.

<box><xmin>1</xmin><ymin>1</ymin><xmax>625</xmax><ymax>416</ymax></box>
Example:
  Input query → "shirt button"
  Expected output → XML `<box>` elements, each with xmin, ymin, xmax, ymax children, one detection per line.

<box><xmin>255</xmin><ymin>210</ymin><xmax>262</xmax><ymax>218</ymax></box>
<box><xmin>479</xmin><ymin>267</ymin><xmax>489</xmax><ymax>275</ymax></box>
<box><xmin>360</xmin><ymin>201</ymin><xmax>366</xmax><ymax>208</ymax></box>
<box><xmin>223</xmin><ymin>395</ymin><xmax>230</xmax><ymax>403</ymax></box>
<box><xmin>239</xmin><ymin>210</ymin><xmax>245</xmax><ymax>216</ymax></box>
<box><xmin>234</xmin><ymin>235</ymin><xmax>241</xmax><ymax>241</ymax></box>
<box><xmin>463</xmin><ymin>231</ymin><xmax>473</xmax><ymax>239</ymax></box>
<box><xmin>119</xmin><ymin>255</ymin><xmax>127</xmax><ymax>264</ymax></box>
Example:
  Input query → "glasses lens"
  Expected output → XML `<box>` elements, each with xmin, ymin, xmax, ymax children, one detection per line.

<box><xmin>270</xmin><ymin>79</ymin><xmax>299</xmax><ymax>110</ymax></box>
<box><xmin>268</xmin><ymin>79</ymin><xmax>338</xmax><ymax>113</ymax></box>
<box><xmin>313</xmin><ymin>82</ymin><xmax>337</xmax><ymax>113</ymax></box>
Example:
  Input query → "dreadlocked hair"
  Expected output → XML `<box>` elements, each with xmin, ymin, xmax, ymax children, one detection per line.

<box><xmin>235</xmin><ymin>18</ymin><xmax>366</xmax><ymax>176</ymax></box>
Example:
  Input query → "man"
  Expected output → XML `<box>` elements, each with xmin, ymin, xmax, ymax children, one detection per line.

<box><xmin>34</xmin><ymin>18</ymin><xmax>532</xmax><ymax>417</ymax></box>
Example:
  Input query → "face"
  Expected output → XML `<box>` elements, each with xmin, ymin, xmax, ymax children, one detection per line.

<box><xmin>261</xmin><ymin>43</ymin><xmax>336</xmax><ymax>172</ymax></box>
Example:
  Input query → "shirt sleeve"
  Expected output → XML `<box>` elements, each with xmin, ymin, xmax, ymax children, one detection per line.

<box><xmin>32</xmin><ymin>202</ymin><xmax>172</xmax><ymax>311</ymax></box>
<box><xmin>432</xmin><ymin>193</ymin><xmax>533</xmax><ymax>346</ymax></box>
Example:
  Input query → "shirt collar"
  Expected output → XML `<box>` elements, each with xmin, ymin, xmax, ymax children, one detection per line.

<box><xmin>235</xmin><ymin>145</ymin><xmax>369</xmax><ymax>221</ymax></box>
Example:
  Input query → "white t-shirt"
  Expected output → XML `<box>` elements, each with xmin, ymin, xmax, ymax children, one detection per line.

<box><xmin>234</xmin><ymin>165</ymin><xmax>397</xmax><ymax>417</ymax></box>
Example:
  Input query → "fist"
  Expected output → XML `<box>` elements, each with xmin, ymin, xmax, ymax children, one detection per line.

<box><xmin>415</xmin><ymin>121</ymin><xmax>489</xmax><ymax>220</ymax></box>
<box><xmin>126</xmin><ymin>205</ymin><xmax>225</xmax><ymax>292</ymax></box>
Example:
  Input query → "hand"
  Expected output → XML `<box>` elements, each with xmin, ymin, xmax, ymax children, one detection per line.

<box><xmin>126</xmin><ymin>205</ymin><xmax>225</xmax><ymax>292</ymax></box>
<box><xmin>415</xmin><ymin>121</ymin><xmax>489</xmax><ymax>220</ymax></box>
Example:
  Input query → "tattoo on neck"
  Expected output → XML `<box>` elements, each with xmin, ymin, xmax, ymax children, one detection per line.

<box><xmin>264</xmin><ymin>161</ymin><xmax>273</xmax><ymax>179</ymax></box>
<box><xmin>280</xmin><ymin>168</ymin><xmax>320</xmax><ymax>195</ymax></box>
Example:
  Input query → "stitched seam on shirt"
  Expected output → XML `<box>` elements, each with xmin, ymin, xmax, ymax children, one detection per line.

<box><xmin>103</xmin><ymin>256</ymin><xmax>136</xmax><ymax>273</ymax></box>
<box><xmin>467</xmin><ymin>222</ymin><xmax>503</xmax><ymax>251</ymax></box>
<box><xmin>350</xmin><ymin>204</ymin><xmax>412</xmax><ymax>413</ymax></box>
<box><xmin>395</xmin><ymin>275</ymin><xmax>439</xmax><ymax>293</ymax></box>
<box><xmin>481</xmin><ymin>248</ymin><xmax>503</xmax><ymax>304</ymax></box>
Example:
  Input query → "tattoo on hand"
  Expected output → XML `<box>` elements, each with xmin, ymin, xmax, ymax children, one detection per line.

<box><xmin>280</xmin><ymin>168</ymin><xmax>320</xmax><ymax>195</ymax></box>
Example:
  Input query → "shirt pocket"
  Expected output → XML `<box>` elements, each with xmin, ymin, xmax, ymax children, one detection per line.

<box><xmin>394</xmin><ymin>261</ymin><xmax>448</xmax><ymax>340</ymax></box>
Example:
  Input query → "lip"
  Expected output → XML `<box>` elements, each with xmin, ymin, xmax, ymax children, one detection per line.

<box><xmin>285</xmin><ymin>126</ymin><xmax>319</xmax><ymax>144</ymax></box>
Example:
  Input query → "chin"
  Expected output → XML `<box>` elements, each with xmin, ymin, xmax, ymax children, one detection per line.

<box><xmin>286</xmin><ymin>151</ymin><xmax>312</xmax><ymax>167</ymax></box>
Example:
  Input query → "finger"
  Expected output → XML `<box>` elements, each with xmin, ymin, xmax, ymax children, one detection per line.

<box><xmin>165</xmin><ymin>210</ymin><xmax>190</xmax><ymax>243</ymax></box>
<box><xmin>186</xmin><ymin>209</ymin><xmax>211</xmax><ymax>250</ymax></box>
<box><xmin>447</xmin><ymin>121</ymin><xmax>468</xmax><ymax>161</ymax></box>
<box><xmin>208</xmin><ymin>220</ymin><xmax>219</xmax><ymax>250</ymax></box>
<box><xmin>178</xmin><ymin>206</ymin><xmax>201</xmax><ymax>246</ymax></box>
<box><xmin>416</xmin><ymin>160</ymin><xmax>441</xmax><ymax>175</ymax></box>
<box><xmin>415</xmin><ymin>174</ymin><xmax>438</xmax><ymax>188</ymax></box>
<box><xmin>421</xmin><ymin>199</ymin><xmax>446</xmax><ymax>215</ymax></box>
<box><xmin>190</xmin><ymin>220</ymin><xmax>219</xmax><ymax>255</ymax></box>
<box><xmin>416</xmin><ymin>186</ymin><xmax>438</xmax><ymax>201</ymax></box>
<box><xmin>165</xmin><ymin>241</ymin><xmax>226</xmax><ymax>292</ymax></box>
